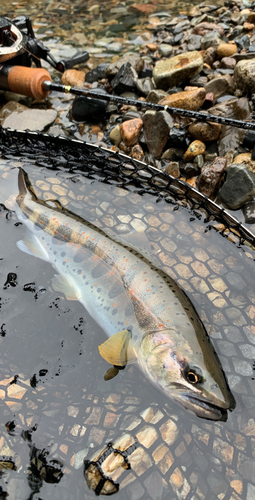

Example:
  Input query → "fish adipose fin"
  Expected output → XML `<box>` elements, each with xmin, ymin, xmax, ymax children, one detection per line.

<box><xmin>99</xmin><ymin>330</ymin><xmax>136</xmax><ymax>366</ymax></box>
<box><xmin>17</xmin><ymin>232</ymin><xmax>50</xmax><ymax>262</ymax></box>
<box><xmin>51</xmin><ymin>274</ymin><xmax>79</xmax><ymax>301</ymax></box>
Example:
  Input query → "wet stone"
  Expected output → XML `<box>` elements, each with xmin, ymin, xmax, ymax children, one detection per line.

<box><xmin>184</xmin><ymin>140</ymin><xmax>206</xmax><ymax>162</ymax></box>
<box><xmin>201</xmin><ymin>31</ymin><xmax>223</xmax><ymax>50</ymax></box>
<box><xmin>220</xmin><ymin>57</ymin><xmax>236</xmax><ymax>69</ymax></box>
<box><xmin>111</xmin><ymin>63</ymin><xmax>138</xmax><ymax>94</ymax></box>
<box><xmin>165</xmin><ymin>161</ymin><xmax>180</xmax><ymax>178</ymax></box>
<box><xmin>135</xmin><ymin>77</ymin><xmax>155</xmax><ymax>96</ymax></box>
<box><xmin>187</xmin><ymin>35</ymin><xmax>202</xmax><ymax>51</ymax></box>
<box><xmin>158</xmin><ymin>44</ymin><xmax>173</xmax><ymax>57</ymax></box>
<box><xmin>234</xmin><ymin>58</ymin><xmax>255</xmax><ymax>93</ymax></box>
<box><xmin>143</xmin><ymin>111</ymin><xmax>174</xmax><ymax>158</ymax></box>
<box><xmin>109</xmin><ymin>124</ymin><xmax>122</xmax><ymax>145</ymax></box>
<box><xmin>192</xmin><ymin>22</ymin><xmax>225</xmax><ymax>37</ymax></box>
<box><xmin>217</xmin><ymin>43</ymin><xmax>238</xmax><ymax>58</ymax></box>
<box><xmin>158</xmin><ymin>87</ymin><xmax>206</xmax><ymax>111</ymax></box>
<box><xmin>219</xmin><ymin>163</ymin><xmax>255</xmax><ymax>210</ymax></box>
<box><xmin>204</xmin><ymin>74</ymin><xmax>236</xmax><ymax>100</ymax></box>
<box><xmin>243</xmin><ymin>201</ymin><xmax>255</xmax><ymax>223</ymax></box>
<box><xmin>61</xmin><ymin>69</ymin><xmax>85</xmax><ymax>87</ymax></box>
<box><xmin>120</xmin><ymin>118</ymin><xmax>143</xmax><ymax>146</ymax></box>
<box><xmin>106</xmin><ymin>54</ymin><xmax>144</xmax><ymax>78</ymax></box>
<box><xmin>188</xmin><ymin>121</ymin><xmax>221</xmax><ymax>141</ymax></box>
<box><xmin>85</xmin><ymin>63</ymin><xmax>108</xmax><ymax>83</ymax></box>
<box><xmin>2</xmin><ymin>109</ymin><xmax>57</xmax><ymax>132</ymax></box>
<box><xmin>146</xmin><ymin>89</ymin><xmax>168</xmax><ymax>103</ymax></box>
<box><xmin>131</xmin><ymin>144</ymin><xmax>144</xmax><ymax>161</ymax></box>
<box><xmin>153</xmin><ymin>51</ymin><xmax>204</xmax><ymax>90</ymax></box>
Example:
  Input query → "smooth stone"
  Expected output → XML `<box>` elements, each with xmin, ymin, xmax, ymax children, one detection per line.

<box><xmin>135</xmin><ymin>77</ymin><xmax>155</xmax><ymax>96</ymax></box>
<box><xmin>165</xmin><ymin>161</ymin><xmax>180</xmax><ymax>178</ymax></box>
<box><xmin>143</xmin><ymin>110</ymin><xmax>174</xmax><ymax>158</ymax></box>
<box><xmin>111</xmin><ymin>63</ymin><xmax>138</xmax><ymax>94</ymax></box>
<box><xmin>146</xmin><ymin>89</ymin><xmax>168</xmax><ymax>103</ymax></box>
<box><xmin>153</xmin><ymin>51</ymin><xmax>204</xmax><ymax>89</ymax></box>
<box><xmin>158</xmin><ymin>87</ymin><xmax>206</xmax><ymax>111</ymax></box>
<box><xmin>234</xmin><ymin>153</ymin><xmax>255</xmax><ymax>172</ymax></box>
<box><xmin>0</xmin><ymin>101</ymin><xmax>27</xmax><ymax>121</ymax></box>
<box><xmin>243</xmin><ymin>130</ymin><xmax>255</xmax><ymax>149</ymax></box>
<box><xmin>106</xmin><ymin>54</ymin><xmax>144</xmax><ymax>78</ymax></box>
<box><xmin>204</xmin><ymin>74</ymin><xmax>236</xmax><ymax>100</ymax></box>
<box><xmin>109</xmin><ymin>124</ymin><xmax>122</xmax><ymax>145</ymax></box>
<box><xmin>219</xmin><ymin>163</ymin><xmax>255</xmax><ymax>209</ymax></box>
<box><xmin>187</xmin><ymin>35</ymin><xmax>202</xmax><ymax>51</ymax></box>
<box><xmin>198</xmin><ymin>157</ymin><xmax>226</xmax><ymax>197</ymax></box>
<box><xmin>234</xmin><ymin>58</ymin><xmax>255</xmax><ymax>93</ymax></box>
<box><xmin>120</xmin><ymin>118</ymin><xmax>143</xmax><ymax>146</ymax></box>
<box><xmin>169</xmin><ymin>127</ymin><xmax>189</xmax><ymax>148</ymax></box>
<box><xmin>201</xmin><ymin>31</ymin><xmax>223</xmax><ymax>50</ymax></box>
<box><xmin>2</xmin><ymin>108</ymin><xmax>57</xmax><ymax>131</ymax></box>
<box><xmin>61</xmin><ymin>69</ymin><xmax>85</xmax><ymax>87</ymax></box>
<box><xmin>235</xmin><ymin>34</ymin><xmax>250</xmax><ymax>50</ymax></box>
<box><xmin>71</xmin><ymin>90</ymin><xmax>109</xmax><ymax>122</ymax></box>
<box><xmin>243</xmin><ymin>201</ymin><xmax>255</xmax><ymax>223</ymax></box>
<box><xmin>183</xmin><ymin>140</ymin><xmax>206</xmax><ymax>162</ymax></box>
<box><xmin>158</xmin><ymin>44</ymin><xmax>173</xmax><ymax>57</ymax></box>
<box><xmin>203</xmin><ymin>46</ymin><xmax>217</xmax><ymax>66</ymax></box>
<box><xmin>188</xmin><ymin>121</ymin><xmax>221</xmax><ymax>141</ymax></box>
<box><xmin>192</xmin><ymin>22</ymin><xmax>225</xmax><ymax>37</ymax></box>
<box><xmin>217</xmin><ymin>43</ymin><xmax>238</xmax><ymax>58</ymax></box>
<box><xmin>220</xmin><ymin>57</ymin><xmax>236</xmax><ymax>69</ymax></box>
<box><xmin>131</xmin><ymin>144</ymin><xmax>144</xmax><ymax>161</ymax></box>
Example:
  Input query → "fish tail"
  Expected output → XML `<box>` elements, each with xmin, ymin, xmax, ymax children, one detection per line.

<box><xmin>0</xmin><ymin>167</ymin><xmax>27</xmax><ymax>210</ymax></box>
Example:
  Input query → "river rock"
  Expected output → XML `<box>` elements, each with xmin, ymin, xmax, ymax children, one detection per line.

<box><xmin>192</xmin><ymin>22</ymin><xmax>225</xmax><ymax>37</ymax></box>
<box><xmin>188</xmin><ymin>121</ymin><xmax>221</xmax><ymax>141</ymax></box>
<box><xmin>111</xmin><ymin>63</ymin><xmax>138</xmax><ymax>94</ymax></box>
<box><xmin>217</xmin><ymin>43</ymin><xmax>238</xmax><ymax>58</ymax></box>
<box><xmin>120</xmin><ymin>118</ymin><xmax>143</xmax><ymax>146</ymax></box>
<box><xmin>158</xmin><ymin>87</ymin><xmax>206</xmax><ymax>111</ymax></box>
<box><xmin>219</xmin><ymin>164</ymin><xmax>255</xmax><ymax>209</ymax></box>
<box><xmin>0</xmin><ymin>101</ymin><xmax>27</xmax><ymax>122</ymax></box>
<box><xmin>136</xmin><ymin>77</ymin><xmax>155</xmax><ymax>96</ymax></box>
<box><xmin>243</xmin><ymin>201</ymin><xmax>255</xmax><ymax>223</ymax></box>
<box><xmin>234</xmin><ymin>58</ymin><xmax>255</xmax><ymax>93</ymax></box>
<box><xmin>61</xmin><ymin>69</ymin><xmax>85</xmax><ymax>87</ymax></box>
<box><xmin>158</xmin><ymin>44</ymin><xmax>173</xmax><ymax>57</ymax></box>
<box><xmin>234</xmin><ymin>153</ymin><xmax>255</xmax><ymax>172</ymax></box>
<box><xmin>153</xmin><ymin>51</ymin><xmax>204</xmax><ymax>89</ymax></box>
<box><xmin>143</xmin><ymin>111</ymin><xmax>174</xmax><ymax>158</ymax></box>
<box><xmin>198</xmin><ymin>157</ymin><xmax>226</xmax><ymax>197</ymax></box>
<box><xmin>204</xmin><ymin>74</ymin><xmax>235</xmax><ymax>100</ymax></box>
<box><xmin>183</xmin><ymin>140</ymin><xmax>206</xmax><ymax>162</ymax></box>
<box><xmin>220</xmin><ymin>57</ymin><xmax>236</xmax><ymax>70</ymax></box>
<box><xmin>146</xmin><ymin>89</ymin><xmax>168</xmax><ymax>103</ymax></box>
<box><xmin>109</xmin><ymin>124</ymin><xmax>122</xmax><ymax>145</ymax></box>
<box><xmin>131</xmin><ymin>144</ymin><xmax>144</xmax><ymax>161</ymax></box>
<box><xmin>2</xmin><ymin>108</ymin><xmax>57</xmax><ymax>131</ymax></box>
<box><xmin>210</xmin><ymin>97</ymin><xmax>252</xmax><ymax>156</ymax></box>
<box><xmin>201</xmin><ymin>31</ymin><xmax>223</xmax><ymax>50</ymax></box>
<box><xmin>106</xmin><ymin>54</ymin><xmax>144</xmax><ymax>78</ymax></box>
<box><xmin>165</xmin><ymin>161</ymin><xmax>180</xmax><ymax>178</ymax></box>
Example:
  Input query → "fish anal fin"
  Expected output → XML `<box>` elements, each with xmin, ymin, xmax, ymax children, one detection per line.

<box><xmin>98</xmin><ymin>330</ymin><xmax>136</xmax><ymax>366</ymax></box>
<box><xmin>17</xmin><ymin>233</ymin><xmax>50</xmax><ymax>262</ymax></box>
<box><xmin>51</xmin><ymin>274</ymin><xmax>79</xmax><ymax>301</ymax></box>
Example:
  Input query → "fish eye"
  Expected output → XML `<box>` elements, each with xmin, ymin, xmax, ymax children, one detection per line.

<box><xmin>183</xmin><ymin>365</ymin><xmax>203</xmax><ymax>385</ymax></box>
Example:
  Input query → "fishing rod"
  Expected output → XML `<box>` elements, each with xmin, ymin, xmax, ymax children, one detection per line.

<box><xmin>0</xmin><ymin>65</ymin><xmax>255</xmax><ymax>131</ymax></box>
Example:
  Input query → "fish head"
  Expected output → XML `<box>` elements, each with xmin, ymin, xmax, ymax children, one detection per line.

<box><xmin>138</xmin><ymin>329</ymin><xmax>235</xmax><ymax>421</ymax></box>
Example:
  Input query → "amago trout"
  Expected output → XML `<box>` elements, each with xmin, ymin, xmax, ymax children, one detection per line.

<box><xmin>1</xmin><ymin>167</ymin><xmax>234</xmax><ymax>420</ymax></box>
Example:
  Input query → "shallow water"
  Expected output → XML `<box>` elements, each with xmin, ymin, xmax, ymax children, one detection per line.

<box><xmin>0</xmin><ymin>150</ymin><xmax>255</xmax><ymax>499</ymax></box>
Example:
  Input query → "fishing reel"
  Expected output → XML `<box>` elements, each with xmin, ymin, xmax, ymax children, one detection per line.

<box><xmin>0</xmin><ymin>15</ymin><xmax>89</xmax><ymax>72</ymax></box>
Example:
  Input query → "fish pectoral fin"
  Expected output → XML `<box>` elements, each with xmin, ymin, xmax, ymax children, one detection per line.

<box><xmin>98</xmin><ymin>330</ymin><xmax>136</xmax><ymax>366</ymax></box>
<box><xmin>51</xmin><ymin>274</ymin><xmax>79</xmax><ymax>301</ymax></box>
<box><xmin>17</xmin><ymin>232</ymin><xmax>50</xmax><ymax>262</ymax></box>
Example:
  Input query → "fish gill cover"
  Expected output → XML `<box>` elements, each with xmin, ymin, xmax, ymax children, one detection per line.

<box><xmin>0</xmin><ymin>128</ymin><xmax>254</xmax><ymax>499</ymax></box>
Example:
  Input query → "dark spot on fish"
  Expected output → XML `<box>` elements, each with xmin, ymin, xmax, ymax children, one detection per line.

<box><xmin>91</xmin><ymin>262</ymin><xmax>107</xmax><ymax>279</ymax></box>
<box><xmin>73</xmin><ymin>252</ymin><xmax>84</xmax><ymax>263</ymax></box>
<box><xmin>77</xmin><ymin>269</ymin><xmax>82</xmax><ymax>274</ymax></box>
<box><xmin>62</xmin><ymin>261</ymin><xmax>66</xmax><ymax>266</ymax></box>
<box><xmin>108</xmin><ymin>283</ymin><xmax>123</xmax><ymax>299</ymax></box>
<box><xmin>125</xmin><ymin>304</ymin><xmax>133</xmax><ymax>317</ymax></box>
<box><xmin>53</xmin><ymin>251</ymin><xmax>57</xmax><ymax>255</ymax></box>
<box><xmin>97</xmin><ymin>288</ymin><xmax>101</xmax><ymax>293</ymax></box>
<box><xmin>112</xmin><ymin>309</ymin><xmax>118</xmax><ymax>316</ymax></box>
<box><xmin>104</xmin><ymin>306</ymin><xmax>110</xmax><ymax>311</ymax></box>
<box><xmin>61</xmin><ymin>252</ymin><xmax>66</xmax><ymax>257</ymax></box>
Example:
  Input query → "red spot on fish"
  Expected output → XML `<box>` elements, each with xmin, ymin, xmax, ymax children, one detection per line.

<box><xmin>109</xmin><ymin>271</ymin><xmax>114</xmax><ymax>275</ymax></box>
<box><xmin>146</xmin><ymin>289</ymin><xmax>150</xmax><ymax>292</ymax></box>
<box><xmin>114</xmin><ymin>303</ymin><xmax>117</xmax><ymax>307</ymax></box>
<box><xmin>92</xmin><ymin>238</ymin><xmax>95</xmax><ymax>241</ymax></box>
<box><xmin>52</xmin><ymin>218</ymin><xmax>56</xmax><ymax>220</ymax></box>
<box><xmin>94</xmin><ymin>283</ymin><xmax>98</xmax><ymax>286</ymax></box>
<box><xmin>82</xmin><ymin>232</ymin><xmax>85</xmax><ymax>235</ymax></box>
<box><xmin>66</xmin><ymin>259</ymin><xmax>69</xmax><ymax>263</ymax></box>
<box><xmin>144</xmin><ymin>279</ymin><xmax>147</xmax><ymax>282</ymax></box>
<box><xmin>40</xmin><ymin>221</ymin><xmax>43</xmax><ymax>224</ymax></box>
<box><xmin>66</xmin><ymin>223</ymin><xmax>69</xmax><ymax>226</ymax></box>
<box><xmin>135</xmin><ymin>267</ymin><xmax>138</xmax><ymax>270</ymax></box>
<box><xmin>54</xmin><ymin>230</ymin><xmax>57</xmax><ymax>234</ymax></box>
<box><xmin>125</xmin><ymin>259</ymin><xmax>128</xmax><ymax>262</ymax></box>
<box><xmin>94</xmin><ymin>256</ymin><xmax>98</xmax><ymax>260</ymax></box>
<box><xmin>63</xmin><ymin>235</ymin><xmax>66</xmax><ymax>238</ymax></box>
<box><xmin>86</xmin><ymin>236</ymin><xmax>89</xmax><ymax>239</ymax></box>
<box><xmin>158</xmin><ymin>324</ymin><xmax>164</xmax><ymax>328</ymax></box>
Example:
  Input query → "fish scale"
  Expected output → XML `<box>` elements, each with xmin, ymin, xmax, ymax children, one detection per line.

<box><xmin>1</xmin><ymin>167</ymin><xmax>234</xmax><ymax>420</ymax></box>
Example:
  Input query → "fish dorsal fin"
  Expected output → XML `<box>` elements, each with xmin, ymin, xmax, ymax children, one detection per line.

<box><xmin>51</xmin><ymin>274</ymin><xmax>80</xmax><ymax>301</ymax></box>
<box><xmin>17</xmin><ymin>232</ymin><xmax>50</xmax><ymax>262</ymax></box>
<box><xmin>98</xmin><ymin>330</ymin><xmax>136</xmax><ymax>367</ymax></box>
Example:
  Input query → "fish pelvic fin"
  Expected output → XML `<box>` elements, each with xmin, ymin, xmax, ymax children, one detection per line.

<box><xmin>17</xmin><ymin>232</ymin><xmax>50</xmax><ymax>262</ymax></box>
<box><xmin>98</xmin><ymin>330</ymin><xmax>137</xmax><ymax>366</ymax></box>
<box><xmin>51</xmin><ymin>274</ymin><xmax>80</xmax><ymax>301</ymax></box>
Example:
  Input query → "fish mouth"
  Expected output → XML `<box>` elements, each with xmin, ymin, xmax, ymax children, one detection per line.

<box><xmin>179</xmin><ymin>394</ymin><xmax>229</xmax><ymax>421</ymax></box>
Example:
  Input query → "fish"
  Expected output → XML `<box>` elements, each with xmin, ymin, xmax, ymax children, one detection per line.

<box><xmin>1</xmin><ymin>167</ymin><xmax>235</xmax><ymax>420</ymax></box>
